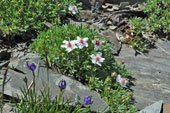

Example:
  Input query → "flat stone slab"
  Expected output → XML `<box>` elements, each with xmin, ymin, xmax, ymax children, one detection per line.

<box><xmin>115</xmin><ymin>39</ymin><xmax>170</xmax><ymax>110</ymax></box>
<box><xmin>139</xmin><ymin>100</ymin><xmax>163</xmax><ymax>113</ymax></box>
<box><xmin>0</xmin><ymin>53</ymin><xmax>109</xmax><ymax>112</ymax></box>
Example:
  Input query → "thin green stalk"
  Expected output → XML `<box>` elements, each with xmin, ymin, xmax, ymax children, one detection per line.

<box><xmin>32</xmin><ymin>71</ymin><xmax>36</xmax><ymax>102</ymax></box>
<box><xmin>0</xmin><ymin>68</ymin><xmax>8</xmax><ymax>113</ymax></box>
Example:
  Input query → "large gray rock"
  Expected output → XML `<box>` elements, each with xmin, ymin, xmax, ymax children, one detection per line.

<box><xmin>2</xmin><ymin>104</ymin><xmax>14</xmax><ymax>113</ymax></box>
<box><xmin>101</xmin><ymin>30</ymin><xmax>122</xmax><ymax>55</ymax></box>
<box><xmin>0</xmin><ymin>53</ymin><xmax>109</xmax><ymax>112</ymax></box>
<box><xmin>139</xmin><ymin>100</ymin><xmax>163</xmax><ymax>113</ymax></box>
<box><xmin>115</xmin><ymin>39</ymin><xmax>170</xmax><ymax>110</ymax></box>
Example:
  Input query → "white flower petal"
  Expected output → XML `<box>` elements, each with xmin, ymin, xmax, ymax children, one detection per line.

<box><xmin>91</xmin><ymin>54</ymin><xmax>95</xmax><ymax>58</ymax></box>
<box><xmin>66</xmin><ymin>48</ymin><xmax>72</xmax><ymax>52</ymax></box>
<box><xmin>63</xmin><ymin>40</ymin><xmax>68</xmax><ymax>44</ymax></box>
<box><xmin>85</xmin><ymin>43</ymin><xmax>88</xmax><ymax>47</ymax></box>
<box><xmin>116</xmin><ymin>75</ymin><xmax>121</xmax><ymax>82</ymax></box>
<box><xmin>92</xmin><ymin>40</ymin><xmax>94</xmax><ymax>43</ymax></box>
<box><xmin>77</xmin><ymin>36</ymin><xmax>80</xmax><ymax>40</ymax></box>
<box><xmin>100</xmin><ymin>58</ymin><xmax>105</xmax><ymax>62</ymax></box>
<box><xmin>96</xmin><ymin>62</ymin><xmax>101</xmax><ymax>66</ymax></box>
<box><xmin>78</xmin><ymin>44</ymin><xmax>83</xmax><ymax>49</ymax></box>
<box><xmin>61</xmin><ymin>45</ymin><xmax>67</xmax><ymax>48</ymax></box>
<box><xmin>91</xmin><ymin>58</ymin><xmax>96</xmax><ymax>64</ymax></box>
<box><xmin>72</xmin><ymin>11</ymin><xmax>77</xmax><ymax>14</ymax></box>
<box><xmin>94</xmin><ymin>46</ymin><xmax>99</xmax><ymax>50</ymax></box>
<box><xmin>84</xmin><ymin>37</ymin><xmax>88</xmax><ymax>41</ymax></box>
<box><xmin>97</xmin><ymin>52</ymin><xmax>102</xmax><ymax>56</ymax></box>
<box><xmin>68</xmin><ymin>6</ymin><xmax>72</xmax><ymax>11</ymax></box>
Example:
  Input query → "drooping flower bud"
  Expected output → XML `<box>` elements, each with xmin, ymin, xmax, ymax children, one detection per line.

<box><xmin>111</xmin><ymin>72</ymin><xmax>116</xmax><ymax>78</ymax></box>
<box><xmin>84</xmin><ymin>96</ymin><xmax>93</xmax><ymax>105</ymax></box>
<box><xmin>58</xmin><ymin>79</ymin><xmax>66</xmax><ymax>90</ymax></box>
<box><xmin>27</xmin><ymin>63</ymin><xmax>36</xmax><ymax>71</ymax></box>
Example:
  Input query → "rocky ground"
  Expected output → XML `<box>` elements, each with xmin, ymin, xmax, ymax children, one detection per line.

<box><xmin>0</xmin><ymin>1</ymin><xmax>170</xmax><ymax>113</ymax></box>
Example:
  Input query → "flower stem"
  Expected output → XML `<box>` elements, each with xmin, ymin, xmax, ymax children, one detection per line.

<box><xmin>32</xmin><ymin>71</ymin><xmax>36</xmax><ymax>101</ymax></box>
<box><xmin>0</xmin><ymin>68</ymin><xmax>8</xmax><ymax>113</ymax></box>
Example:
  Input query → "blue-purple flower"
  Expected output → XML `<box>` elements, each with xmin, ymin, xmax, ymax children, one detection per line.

<box><xmin>84</xmin><ymin>96</ymin><xmax>93</xmax><ymax>105</ymax></box>
<box><xmin>27</xmin><ymin>63</ymin><xmax>36</xmax><ymax>71</ymax></box>
<box><xmin>58</xmin><ymin>79</ymin><xmax>66</xmax><ymax>90</ymax></box>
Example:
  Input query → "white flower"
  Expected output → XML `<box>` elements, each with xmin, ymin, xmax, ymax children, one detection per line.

<box><xmin>92</xmin><ymin>39</ymin><xmax>104</xmax><ymax>50</ymax></box>
<box><xmin>68</xmin><ymin>4</ymin><xmax>78</xmax><ymax>15</ymax></box>
<box><xmin>76</xmin><ymin>36</ymin><xmax>88</xmax><ymax>49</ymax></box>
<box><xmin>61</xmin><ymin>40</ymin><xmax>77</xmax><ymax>52</ymax></box>
<box><xmin>91</xmin><ymin>52</ymin><xmax>105</xmax><ymax>66</ymax></box>
<box><xmin>116</xmin><ymin>75</ymin><xmax>127</xmax><ymax>88</ymax></box>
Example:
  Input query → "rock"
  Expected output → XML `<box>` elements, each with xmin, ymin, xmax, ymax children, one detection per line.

<box><xmin>0</xmin><ymin>53</ymin><xmax>109</xmax><ymax>112</ymax></box>
<box><xmin>2</xmin><ymin>104</ymin><xmax>14</xmax><ymax>113</ymax></box>
<box><xmin>101</xmin><ymin>30</ymin><xmax>121</xmax><ymax>55</ymax></box>
<box><xmin>106</xmin><ymin>6</ymin><xmax>119</xmax><ymax>12</ymax></box>
<box><xmin>139</xmin><ymin>100</ymin><xmax>163</xmax><ymax>113</ymax></box>
<box><xmin>90</xmin><ymin>23</ymin><xmax>100</xmax><ymax>32</ymax></box>
<box><xmin>0</xmin><ymin>60</ymin><xmax>9</xmax><ymax>69</ymax></box>
<box><xmin>163</xmin><ymin>103</ymin><xmax>170</xmax><ymax>113</ymax></box>
<box><xmin>119</xmin><ymin>2</ymin><xmax>130</xmax><ymax>9</ymax></box>
<box><xmin>90</xmin><ymin>0</ymin><xmax>104</xmax><ymax>13</ymax></box>
<box><xmin>79</xmin><ymin>10</ymin><xmax>94</xmax><ymax>21</ymax></box>
<box><xmin>106</xmin><ymin>21</ymin><xmax>112</xmax><ymax>25</ymax></box>
<box><xmin>98</xmin><ymin>23</ymin><xmax>108</xmax><ymax>30</ymax></box>
<box><xmin>102</xmin><ymin>3</ymin><xmax>113</xmax><ymax>9</ymax></box>
<box><xmin>109</xmin><ymin>25</ymin><xmax>117</xmax><ymax>30</ymax></box>
<box><xmin>102</xmin><ymin>3</ymin><xmax>119</xmax><ymax>11</ymax></box>
<box><xmin>115</xmin><ymin>42</ymin><xmax>170</xmax><ymax>110</ymax></box>
<box><xmin>115</xmin><ymin>31</ymin><xmax>127</xmax><ymax>42</ymax></box>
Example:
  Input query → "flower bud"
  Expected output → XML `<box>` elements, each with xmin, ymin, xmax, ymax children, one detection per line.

<box><xmin>58</xmin><ymin>4</ymin><xmax>61</xmax><ymax>8</ymax></box>
<box><xmin>128</xmin><ymin>93</ymin><xmax>133</xmax><ymax>97</ymax></box>
<box><xmin>121</xmin><ymin>60</ymin><xmax>125</xmax><ymax>64</ymax></box>
<box><xmin>27</xmin><ymin>63</ymin><xmax>36</xmax><ymax>71</ymax></box>
<box><xmin>102</xmin><ymin>41</ymin><xmax>106</xmax><ymax>45</ymax></box>
<box><xmin>86</xmin><ymin>24</ymin><xmax>90</xmax><ymax>28</ymax></box>
<box><xmin>68</xmin><ymin>32</ymin><xmax>72</xmax><ymax>35</ymax></box>
<box><xmin>106</xmin><ymin>86</ymin><xmax>111</xmax><ymax>91</ymax></box>
<box><xmin>58</xmin><ymin>79</ymin><xmax>66</xmax><ymax>90</ymax></box>
<box><xmin>84</xmin><ymin>96</ymin><xmax>93</xmax><ymax>105</ymax></box>
<box><xmin>89</xmin><ymin>77</ymin><xmax>93</xmax><ymax>84</ymax></box>
<box><xmin>18</xmin><ymin>9</ymin><xmax>22</xmax><ymax>13</ymax></box>
<box><xmin>104</xmin><ymin>77</ymin><xmax>110</xmax><ymax>83</ymax></box>
<box><xmin>111</xmin><ymin>72</ymin><xmax>116</xmax><ymax>78</ymax></box>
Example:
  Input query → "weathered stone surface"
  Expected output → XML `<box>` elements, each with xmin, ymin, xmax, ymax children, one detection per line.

<box><xmin>163</xmin><ymin>103</ymin><xmax>170</xmax><ymax>113</ymax></box>
<box><xmin>2</xmin><ymin>104</ymin><xmax>14</xmax><ymax>113</ymax></box>
<box><xmin>0</xmin><ymin>53</ymin><xmax>109</xmax><ymax>112</ymax></box>
<box><xmin>119</xmin><ymin>2</ymin><xmax>130</xmax><ymax>9</ymax></box>
<box><xmin>139</xmin><ymin>100</ymin><xmax>163</xmax><ymax>113</ymax></box>
<box><xmin>101</xmin><ymin>30</ymin><xmax>121</xmax><ymax>55</ymax></box>
<box><xmin>115</xmin><ymin>39</ymin><xmax>170</xmax><ymax>110</ymax></box>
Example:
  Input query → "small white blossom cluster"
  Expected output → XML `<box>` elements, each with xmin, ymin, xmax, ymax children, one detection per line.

<box><xmin>61</xmin><ymin>36</ymin><xmax>88</xmax><ymax>52</ymax></box>
<box><xmin>68</xmin><ymin>4</ymin><xmax>78</xmax><ymax>15</ymax></box>
<box><xmin>116</xmin><ymin>75</ymin><xmax>127</xmax><ymax>88</ymax></box>
<box><xmin>61</xmin><ymin>36</ymin><xmax>105</xmax><ymax>66</ymax></box>
<box><xmin>91</xmin><ymin>39</ymin><xmax>105</xmax><ymax>66</ymax></box>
